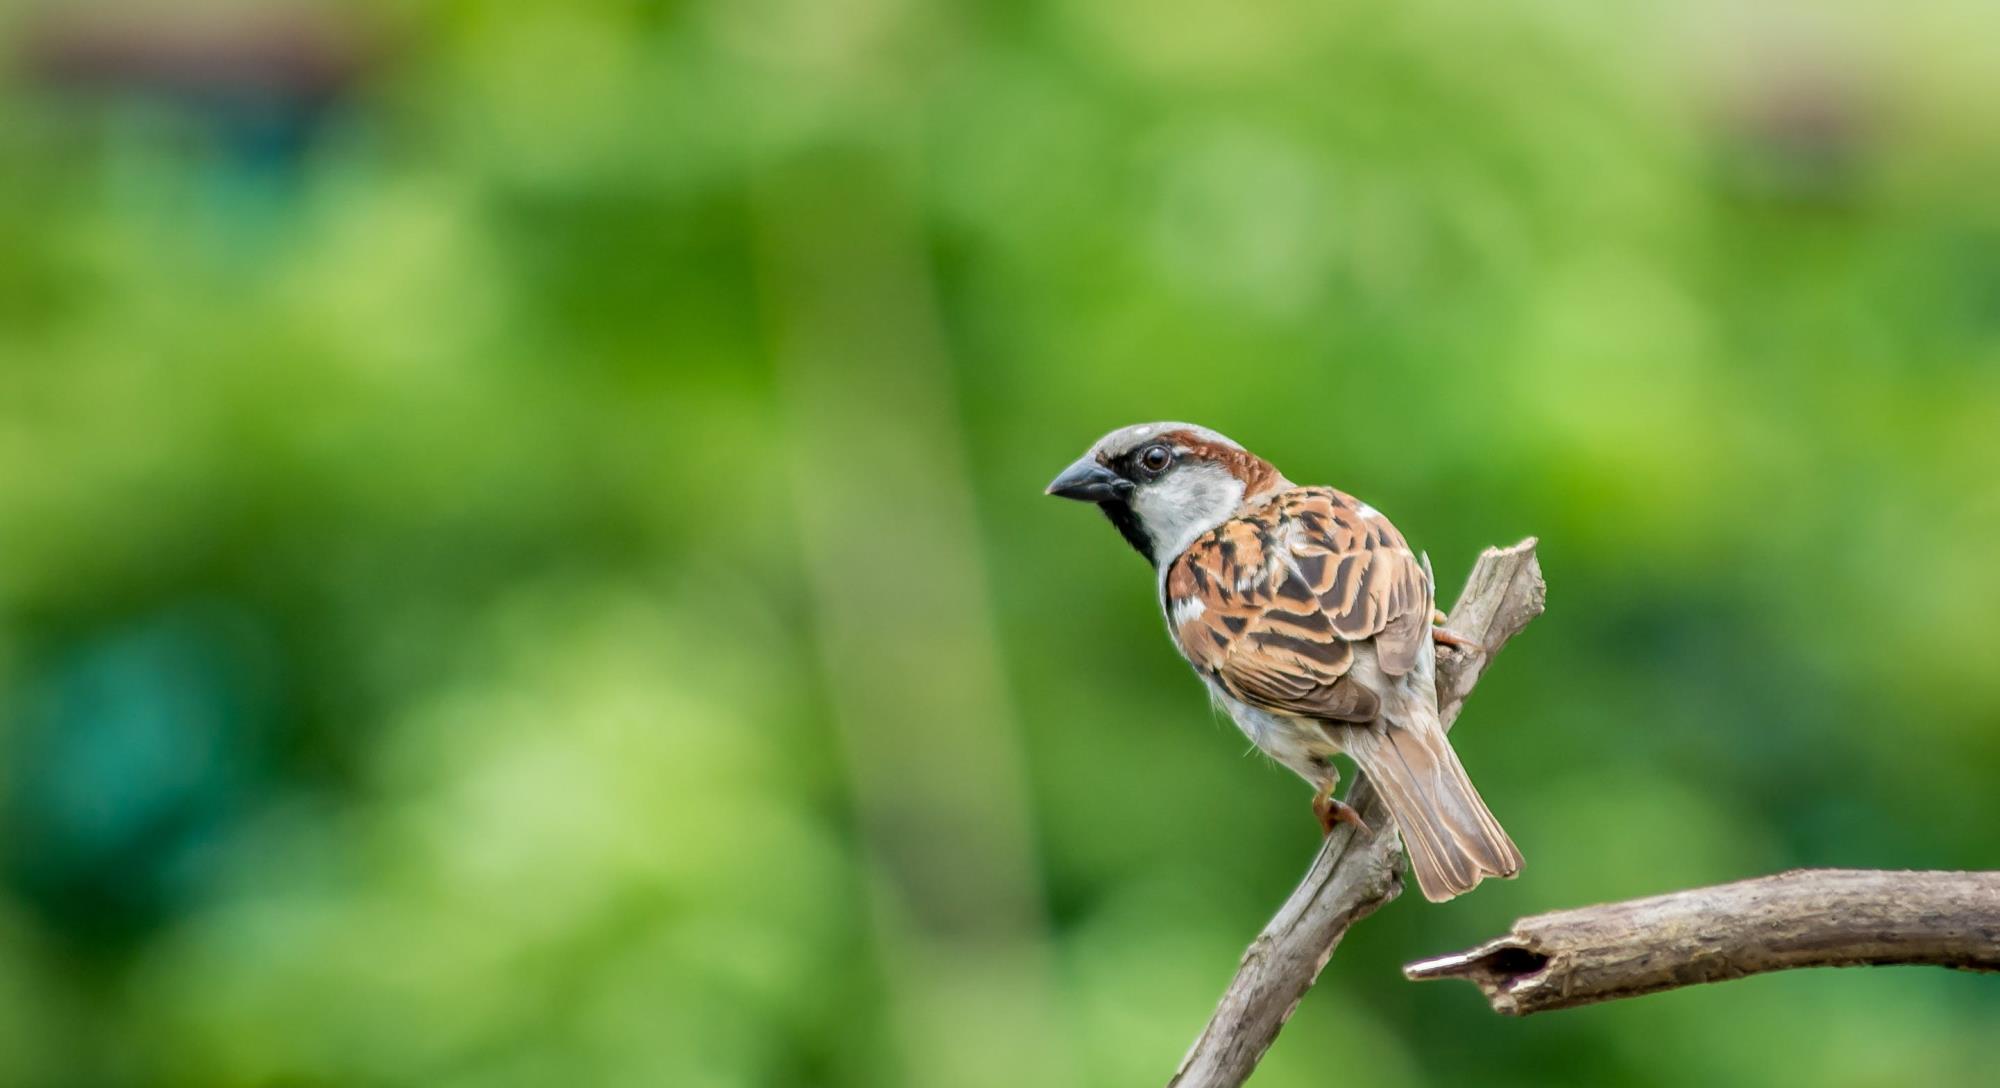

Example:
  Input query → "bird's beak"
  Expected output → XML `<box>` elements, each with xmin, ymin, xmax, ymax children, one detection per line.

<box><xmin>1045</xmin><ymin>456</ymin><xmax>1132</xmax><ymax>502</ymax></box>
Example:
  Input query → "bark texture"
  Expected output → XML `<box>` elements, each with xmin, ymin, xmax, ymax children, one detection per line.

<box><xmin>1168</xmin><ymin>539</ymin><xmax>1546</xmax><ymax>1088</ymax></box>
<box><xmin>1404</xmin><ymin>868</ymin><xmax>2000</xmax><ymax>1015</ymax></box>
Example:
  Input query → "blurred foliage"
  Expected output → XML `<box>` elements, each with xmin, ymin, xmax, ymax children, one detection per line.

<box><xmin>2</xmin><ymin>0</ymin><xmax>1999</xmax><ymax>1084</ymax></box>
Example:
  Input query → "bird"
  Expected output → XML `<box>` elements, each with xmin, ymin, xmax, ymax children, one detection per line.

<box><xmin>1045</xmin><ymin>422</ymin><xmax>1522</xmax><ymax>902</ymax></box>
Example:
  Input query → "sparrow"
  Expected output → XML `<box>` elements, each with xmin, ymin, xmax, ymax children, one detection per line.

<box><xmin>1046</xmin><ymin>422</ymin><xmax>1522</xmax><ymax>902</ymax></box>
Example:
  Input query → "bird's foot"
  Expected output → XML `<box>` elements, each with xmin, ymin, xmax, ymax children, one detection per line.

<box><xmin>1431</xmin><ymin>610</ymin><xmax>1485</xmax><ymax>653</ymax></box>
<box><xmin>1313</xmin><ymin>792</ymin><xmax>1372</xmax><ymax>836</ymax></box>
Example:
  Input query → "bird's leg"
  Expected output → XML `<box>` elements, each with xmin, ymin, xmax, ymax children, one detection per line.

<box><xmin>1312</xmin><ymin>777</ymin><xmax>1372</xmax><ymax>836</ymax></box>
<box><xmin>1431</xmin><ymin>608</ymin><xmax>1485</xmax><ymax>652</ymax></box>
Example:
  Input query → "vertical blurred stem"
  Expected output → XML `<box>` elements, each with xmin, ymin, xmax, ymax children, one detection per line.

<box><xmin>751</xmin><ymin>134</ymin><xmax>1078</xmax><ymax>1087</ymax></box>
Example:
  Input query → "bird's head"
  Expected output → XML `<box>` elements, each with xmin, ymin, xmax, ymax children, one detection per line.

<box><xmin>1045</xmin><ymin>422</ymin><xmax>1288</xmax><ymax>566</ymax></box>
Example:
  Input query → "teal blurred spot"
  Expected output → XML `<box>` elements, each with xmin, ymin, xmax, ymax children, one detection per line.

<box><xmin>5</xmin><ymin>605</ymin><xmax>278</xmax><ymax>952</ymax></box>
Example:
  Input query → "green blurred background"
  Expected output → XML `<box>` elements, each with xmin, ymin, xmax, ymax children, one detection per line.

<box><xmin>3</xmin><ymin>0</ymin><xmax>1999</xmax><ymax>1084</ymax></box>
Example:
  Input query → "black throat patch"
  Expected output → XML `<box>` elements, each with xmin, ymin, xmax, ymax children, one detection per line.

<box><xmin>1097</xmin><ymin>500</ymin><xmax>1156</xmax><ymax>567</ymax></box>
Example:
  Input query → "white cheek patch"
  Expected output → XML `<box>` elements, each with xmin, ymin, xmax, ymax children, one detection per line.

<box><xmin>1133</xmin><ymin>463</ymin><xmax>1248</xmax><ymax>563</ymax></box>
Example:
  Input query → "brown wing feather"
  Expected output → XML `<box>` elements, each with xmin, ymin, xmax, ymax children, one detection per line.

<box><xmin>1167</xmin><ymin>487</ymin><xmax>1432</xmax><ymax>721</ymax></box>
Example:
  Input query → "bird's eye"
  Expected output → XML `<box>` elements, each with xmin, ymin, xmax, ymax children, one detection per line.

<box><xmin>1138</xmin><ymin>445</ymin><xmax>1173</xmax><ymax>475</ymax></box>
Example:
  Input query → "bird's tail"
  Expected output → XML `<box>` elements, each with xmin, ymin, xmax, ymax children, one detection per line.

<box><xmin>1340</xmin><ymin>718</ymin><xmax>1522</xmax><ymax>903</ymax></box>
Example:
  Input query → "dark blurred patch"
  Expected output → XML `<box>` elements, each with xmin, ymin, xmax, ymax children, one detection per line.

<box><xmin>1706</xmin><ymin>43</ymin><xmax>1876</xmax><ymax>207</ymax></box>
<box><xmin>23</xmin><ymin>4</ymin><xmax>370</xmax><ymax>103</ymax></box>
<box><xmin>21</xmin><ymin>3</ymin><xmax>375</xmax><ymax>180</ymax></box>
<box><xmin>2</xmin><ymin>603</ymin><xmax>281</xmax><ymax>958</ymax></box>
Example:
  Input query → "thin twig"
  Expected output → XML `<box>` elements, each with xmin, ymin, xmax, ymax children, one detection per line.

<box><xmin>1168</xmin><ymin>538</ymin><xmax>1547</xmax><ymax>1088</ymax></box>
<box><xmin>1404</xmin><ymin>868</ymin><xmax>2000</xmax><ymax>1015</ymax></box>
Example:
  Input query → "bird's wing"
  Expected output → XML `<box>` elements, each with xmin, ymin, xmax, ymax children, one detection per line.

<box><xmin>1166</xmin><ymin>487</ymin><xmax>1434</xmax><ymax>722</ymax></box>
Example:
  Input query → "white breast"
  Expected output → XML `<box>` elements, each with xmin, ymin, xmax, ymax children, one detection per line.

<box><xmin>1205</xmin><ymin>678</ymin><xmax>1336</xmax><ymax>784</ymax></box>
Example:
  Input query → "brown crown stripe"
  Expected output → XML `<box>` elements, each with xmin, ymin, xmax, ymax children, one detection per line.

<box><xmin>1161</xmin><ymin>429</ymin><xmax>1285</xmax><ymax>499</ymax></box>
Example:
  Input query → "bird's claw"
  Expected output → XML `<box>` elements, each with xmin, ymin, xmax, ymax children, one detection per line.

<box><xmin>1313</xmin><ymin>794</ymin><xmax>1372</xmax><ymax>836</ymax></box>
<box><xmin>1430</xmin><ymin>610</ymin><xmax>1485</xmax><ymax>653</ymax></box>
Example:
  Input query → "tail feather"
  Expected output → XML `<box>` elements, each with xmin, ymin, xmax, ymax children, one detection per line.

<box><xmin>1341</xmin><ymin>720</ymin><xmax>1522</xmax><ymax>903</ymax></box>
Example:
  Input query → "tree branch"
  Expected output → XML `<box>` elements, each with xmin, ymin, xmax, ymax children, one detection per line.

<box><xmin>1168</xmin><ymin>538</ymin><xmax>1547</xmax><ymax>1088</ymax></box>
<box><xmin>1403</xmin><ymin>868</ymin><xmax>2000</xmax><ymax>1015</ymax></box>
